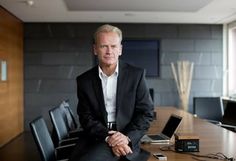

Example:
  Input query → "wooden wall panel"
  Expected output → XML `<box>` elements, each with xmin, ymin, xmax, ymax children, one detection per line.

<box><xmin>0</xmin><ymin>7</ymin><xmax>23</xmax><ymax>147</ymax></box>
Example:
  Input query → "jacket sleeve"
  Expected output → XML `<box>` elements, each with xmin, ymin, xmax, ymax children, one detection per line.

<box><xmin>123</xmin><ymin>70</ymin><xmax>154</xmax><ymax>149</ymax></box>
<box><xmin>76</xmin><ymin>76</ymin><xmax>109</xmax><ymax>141</ymax></box>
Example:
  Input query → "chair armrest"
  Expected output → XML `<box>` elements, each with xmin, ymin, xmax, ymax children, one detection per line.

<box><xmin>56</xmin><ymin>143</ymin><xmax>76</xmax><ymax>160</ymax></box>
<box><xmin>205</xmin><ymin>119</ymin><xmax>221</xmax><ymax>125</ymax></box>
<box><xmin>59</xmin><ymin>137</ymin><xmax>79</xmax><ymax>146</ymax></box>
<box><xmin>69</xmin><ymin>130</ymin><xmax>84</xmax><ymax>138</ymax></box>
<box><xmin>57</xmin><ymin>159</ymin><xmax>68</xmax><ymax>161</ymax></box>
<box><xmin>218</xmin><ymin>124</ymin><xmax>236</xmax><ymax>132</ymax></box>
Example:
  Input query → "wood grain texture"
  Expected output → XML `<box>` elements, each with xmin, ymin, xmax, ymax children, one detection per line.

<box><xmin>0</xmin><ymin>6</ymin><xmax>23</xmax><ymax>147</ymax></box>
<box><xmin>143</xmin><ymin>107</ymin><xmax>236</xmax><ymax>161</ymax></box>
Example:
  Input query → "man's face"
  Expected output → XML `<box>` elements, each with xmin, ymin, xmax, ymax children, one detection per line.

<box><xmin>94</xmin><ymin>32</ymin><xmax>122</xmax><ymax>67</ymax></box>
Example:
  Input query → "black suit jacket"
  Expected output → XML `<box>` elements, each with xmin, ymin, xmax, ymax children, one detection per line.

<box><xmin>76</xmin><ymin>61</ymin><xmax>153</xmax><ymax>160</ymax></box>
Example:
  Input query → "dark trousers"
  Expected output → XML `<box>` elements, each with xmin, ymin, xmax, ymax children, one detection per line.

<box><xmin>69</xmin><ymin>140</ymin><xmax>129</xmax><ymax>161</ymax></box>
<box><xmin>69</xmin><ymin>134</ymin><xmax>149</xmax><ymax>161</ymax></box>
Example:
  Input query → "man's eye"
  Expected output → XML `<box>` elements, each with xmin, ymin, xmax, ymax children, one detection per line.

<box><xmin>100</xmin><ymin>45</ymin><xmax>107</xmax><ymax>48</ymax></box>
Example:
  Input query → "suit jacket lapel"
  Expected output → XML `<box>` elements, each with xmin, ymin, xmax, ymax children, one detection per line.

<box><xmin>92</xmin><ymin>66</ymin><xmax>108</xmax><ymax>123</ymax></box>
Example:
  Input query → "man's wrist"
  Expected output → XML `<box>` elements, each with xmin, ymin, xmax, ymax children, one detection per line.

<box><xmin>105</xmin><ymin>136</ymin><xmax>110</xmax><ymax>142</ymax></box>
<box><xmin>105</xmin><ymin>133</ymin><xmax>114</xmax><ymax>143</ymax></box>
<box><xmin>126</xmin><ymin>136</ymin><xmax>131</xmax><ymax>142</ymax></box>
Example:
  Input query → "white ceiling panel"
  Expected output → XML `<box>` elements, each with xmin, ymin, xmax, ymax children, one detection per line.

<box><xmin>1</xmin><ymin>0</ymin><xmax>236</xmax><ymax>23</ymax></box>
<box><xmin>64</xmin><ymin>0</ymin><xmax>212</xmax><ymax>12</ymax></box>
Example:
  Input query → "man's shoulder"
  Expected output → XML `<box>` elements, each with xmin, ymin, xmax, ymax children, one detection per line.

<box><xmin>76</xmin><ymin>66</ymin><xmax>97</xmax><ymax>81</ymax></box>
<box><xmin>121</xmin><ymin>61</ymin><xmax>143</xmax><ymax>71</ymax></box>
<box><xmin>121</xmin><ymin>61</ymin><xmax>144</xmax><ymax>75</ymax></box>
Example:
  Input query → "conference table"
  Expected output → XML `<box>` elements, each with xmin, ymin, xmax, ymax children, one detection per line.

<box><xmin>142</xmin><ymin>107</ymin><xmax>236</xmax><ymax>161</ymax></box>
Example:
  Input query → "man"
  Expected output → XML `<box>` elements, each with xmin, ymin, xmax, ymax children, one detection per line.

<box><xmin>69</xmin><ymin>24</ymin><xmax>153</xmax><ymax>161</ymax></box>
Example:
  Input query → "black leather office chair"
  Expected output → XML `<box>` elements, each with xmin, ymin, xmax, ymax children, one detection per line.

<box><xmin>59</xmin><ymin>100</ymin><xmax>78</xmax><ymax>131</ymax></box>
<box><xmin>149</xmin><ymin>88</ymin><xmax>154</xmax><ymax>102</ymax></box>
<box><xmin>148</xmin><ymin>88</ymin><xmax>156</xmax><ymax>120</ymax></box>
<box><xmin>220</xmin><ymin>99</ymin><xmax>236</xmax><ymax>132</ymax></box>
<box><xmin>193</xmin><ymin>97</ymin><xmax>224</xmax><ymax>124</ymax></box>
<box><xmin>29</xmin><ymin>116</ymin><xmax>75</xmax><ymax>161</ymax></box>
<box><xmin>49</xmin><ymin>106</ymin><xmax>79</xmax><ymax>147</ymax></box>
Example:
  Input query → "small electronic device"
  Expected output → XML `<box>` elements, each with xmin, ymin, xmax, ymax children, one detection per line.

<box><xmin>174</xmin><ymin>133</ymin><xmax>199</xmax><ymax>152</ymax></box>
<box><xmin>153</xmin><ymin>153</ymin><xmax>167</xmax><ymax>160</ymax></box>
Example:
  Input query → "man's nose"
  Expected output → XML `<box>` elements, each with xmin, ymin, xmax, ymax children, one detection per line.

<box><xmin>106</xmin><ymin>46</ymin><xmax>112</xmax><ymax>53</ymax></box>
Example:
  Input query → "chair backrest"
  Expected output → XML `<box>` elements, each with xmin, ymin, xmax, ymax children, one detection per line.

<box><xmin>222</xmin><ymin>99</ymin><xmax>236</xmax><ymax>125</ymax></box>
<box><xmin>49</xmin><ymin>106</ymin><xmax>69</xmax><ymax>144</ymax></box>
<box><xmin>149</xmin><ymin>88</ymin><xmax>154</xmax><ymax>102</ymax></box>
<box><xmin>30</xmin><ymin>116</ymin><xmax>56</xmax><ymax>161</ymax></box>
<box><xmin>64</xmin><ymin>106</ymin><xmax>77</xmax><ymax>130</ymax></box>
<box><xmin>193</xmin><ymin>97</ymin><xmax>224</xmax><ymax>122</ymax></box>
<box><xmin>60</xmin><ymin>100</ymin><xmax>77</xmax><ymax>131</ymax></box>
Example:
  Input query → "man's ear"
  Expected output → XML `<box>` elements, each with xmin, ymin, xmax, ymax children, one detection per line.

<box><xmin>93</xmin><ymin>45</ymin><xmax>97</xmax><ymax>56</ymax></box>
<box><xmin>119</xmin><ymin>45</ymin><xmax>122</xmax><ymax>56</ymax></box>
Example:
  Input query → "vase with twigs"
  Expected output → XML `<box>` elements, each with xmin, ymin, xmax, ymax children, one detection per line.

<box><xmin>171</xmin><ymin>61</ymin><xmax>194</xmax><ymax>111</ymax></box>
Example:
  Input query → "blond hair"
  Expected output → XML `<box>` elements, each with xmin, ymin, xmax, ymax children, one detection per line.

<box><xmin>94</xmin><ymin>24</ymin><xmax>122</xmax><ymax>44</ymax></box>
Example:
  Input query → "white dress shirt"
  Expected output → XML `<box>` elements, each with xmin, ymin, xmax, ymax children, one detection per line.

<box><xmin>99</xmin><ymin>65</ymin><xmax>118</xmax><ymax>123</ymax></box>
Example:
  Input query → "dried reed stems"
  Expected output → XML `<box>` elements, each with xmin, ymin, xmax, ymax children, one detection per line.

<box><xmin>171</xmin><ymin>61</ymin><xmax>194</xmax><ymax>111</ymax></box>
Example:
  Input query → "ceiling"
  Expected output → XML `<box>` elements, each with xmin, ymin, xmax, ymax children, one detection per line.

<box><xmin>1</xmin><ymin>0</ymin><xmax>236</xmax><ymax>24</ymax></box>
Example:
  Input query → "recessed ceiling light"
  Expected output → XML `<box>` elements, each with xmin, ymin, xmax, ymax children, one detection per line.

<box><xmin>18</xmin><ymin>0</ymin><xmax>35</xmax><ymax>7</ymax></box>
<box><xmin>26</xmin><ymin>0</ymin><xmax>34</xmax><ymax>6</ymax></box>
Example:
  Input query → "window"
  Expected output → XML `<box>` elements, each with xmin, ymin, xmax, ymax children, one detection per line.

<box><xmin>227</xmin><ymin>22</ymin><xmax>236</xmax><ymax>97</ymax></box>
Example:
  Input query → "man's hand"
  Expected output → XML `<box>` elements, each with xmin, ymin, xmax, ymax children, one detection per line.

<box><xmin>112</xmin><ymin>144</ymin><xmax>133</xmax><ymax>157</ymax></box>
<box><xmin>106</xmin><ymin>131</ymin><xmax>133</xmax><ymax>157</ymax></box>
<box><xmin>107</xmin><ymin>131</ymin><xmax>129</xmax><ymax>147</ymax></box>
